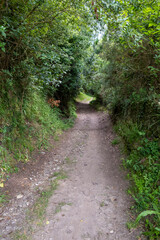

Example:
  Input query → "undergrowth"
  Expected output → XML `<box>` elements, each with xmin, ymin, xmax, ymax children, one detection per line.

<box><xmin>90</xmin><ymin>98</ymin><xmax>107</xmax><ymax>112</ymax></box>
<box><xmin>114</xmin><ymin>120</ymin><xmax>160</xmax><ymax>239</ymax></box>
<box><xmin>0</xmin><ymin>91</ymin><xmax>76</xmax><ymax>185</ymax></box>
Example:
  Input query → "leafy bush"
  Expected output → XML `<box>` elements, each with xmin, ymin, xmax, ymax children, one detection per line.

<box><xmin>82</xmin><ymin>2</ymin><xmax>160</xmax><ymax>237</ymax></box>
<box><xmin>0</xmin><ymin>0</ymin><xmax>93</xmax><ymax>182</ymax></box>
<box><xmin>115</xmin><ymin>120</ymin><xmax>160</xmax><ymax>239</ymax></box>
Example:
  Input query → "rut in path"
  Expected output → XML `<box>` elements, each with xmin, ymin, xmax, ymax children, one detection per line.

<box><xmin>33</xmin><ymin>102</ymin><xmax>141</xmax><ymax>240</ymax></box>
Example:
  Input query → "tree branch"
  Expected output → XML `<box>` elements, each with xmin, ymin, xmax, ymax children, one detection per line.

<box><xmin>25</xmin><ymin>8</ymin><xmax>69</xmax><ymax>27</ymax></box>
<box><xmin>25</xmin><ymin>0</ymin><xmax>43</xmax><ymax>19</ymax></box>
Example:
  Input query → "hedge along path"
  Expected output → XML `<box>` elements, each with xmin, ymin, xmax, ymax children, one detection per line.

<box><xmin>33</xmin><ymin>102</ymin><xmax>143</xmax><ymax>240</ymax></box>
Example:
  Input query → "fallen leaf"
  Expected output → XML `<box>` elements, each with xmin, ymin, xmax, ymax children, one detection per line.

<box><xmin>46</xmin><ymin>221</ymin><xmax>49</xmax><ymax>225</ymax></box>
<box><xmin>0</xmin><ymin>183</ymin><xmax>4</xmax><ymax>188</ymax></box>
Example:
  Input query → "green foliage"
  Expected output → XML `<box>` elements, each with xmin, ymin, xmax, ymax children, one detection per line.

<box><xmin>114</xmin><ymin>121</ymin><xmax>144</xmax><ymax>152</ymax></box>
<box><xmin>0</xmin><ymin>193</ymin><xmax>8</xmax><ymax>206</ymax></box>
<box><xmin>115</xmin><ymin>120</ymin><xmax>160</xmax><ymax>239</ymax></box>
<box><xmin>13</xmin><ymin>232</ymin><xmax>28</xmax><ymax>240</ymax></box>
<box><xmin>0</xmin><ymin>0</ymin><xmax>94</xmax><ymax>107</ymax></box>
<box><xmin>89</xmin><ymin>98</ymin><xmax>107</xmax><ymax>112</ymax></box>
<box><xmin>111</xmin><ymin>138</ymin><xmax>120</xmax><ymax>145</ymax></box>
<box><xmin>135</xmin><ymin>210</ymin><xmax>160</xmax><ymax>239</ymax></box>
<box><xmin>135</xmin><ymin>210</ymin><xmax>160</xmax><ymax>226</ymax></box>
<box><xmin>82</xmin><ymin>3</ymin><xmax>160</xmax><ymax>236</ymax></box>
<box><xmin>0</xmin><ymin>90</ymin><xmax>75</xmax><ymax>181</ymax></box>
<box><xmin>0</xmin><ymin>25</ymin><xmax>6</xmax><ymax>52</ymax></box>
<box><xmin>0</xmin><ymin>0</ymin><xmax>93</xmax><ymax>180</ymax></box>
<box><xmin>83</xmin><ymin>0</ymin><xmax>160</xmax><ymax>135</ymax></box>
<box><xmin>75</xmin><ymin>92</ymin><xmax>94</xmax><ymax>103</ymax></box>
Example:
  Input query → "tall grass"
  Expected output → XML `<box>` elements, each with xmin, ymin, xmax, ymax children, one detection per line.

<box><xmin>0</xmin><ymin>91</ymin><xmax>75</xmax><ymax>183</ymax></box>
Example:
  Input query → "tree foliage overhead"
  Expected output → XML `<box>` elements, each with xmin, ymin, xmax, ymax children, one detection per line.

<box><xmin>84</xmin><ymin>0</ymin><xmax>160</xmax><ymax>134</ymax></box>
<box><xmin>0</xmin><ymin>0</ymin><xmax>95</xmax><ymax>108</ymax></box>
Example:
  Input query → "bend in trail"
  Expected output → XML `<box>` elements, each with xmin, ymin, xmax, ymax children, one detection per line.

<box><xmin>33</xmin><ymin>102</ymin><xmax>141</xmax><ymax>240</ymax></box>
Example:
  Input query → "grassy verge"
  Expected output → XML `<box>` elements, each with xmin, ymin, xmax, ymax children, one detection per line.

<box><xmin>0</xmin><ymin>91</ymin><xmax>76</xmax><ymax>200</ymax></box>
<box><xmin>75</xmin><ymin>92</ymin><xmax>95</xmax><ymax>103</ymax></box>
<box><xmin>114</xmin><ymin>120</ymin><xmax>160</xmax><ymax>239</ymax></box>
<box><xmin>12</xmin><ymin>171</ymin><xmax>68</xmax><ymax>240</ymax></box>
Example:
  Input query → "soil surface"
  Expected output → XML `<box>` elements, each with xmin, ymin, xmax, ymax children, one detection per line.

<box><xmin>0</xmin><ymin>102</ymin><xmax>143</xmax><ymax>240</ymax></box>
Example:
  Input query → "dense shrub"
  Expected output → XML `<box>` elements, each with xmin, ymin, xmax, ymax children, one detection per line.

<box><xmin>0</xmin><ymin>0</ymin><xmax>93</xmax><ymax>181</ymax></box>
<box><xmin>82</xmin><ymin>1</ymin><xmax>160</xmax><ymax>238</ymax></box>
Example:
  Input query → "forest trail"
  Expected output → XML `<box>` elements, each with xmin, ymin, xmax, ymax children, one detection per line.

<box><xmin>0</xmin><ymin>102</ymin><xmax>142</xmax><ymax>239</ymax></box>
<box><xmin>32</xmin><ymin>103</ymin><xmax>140</xmax><ymax>240</ymax></box>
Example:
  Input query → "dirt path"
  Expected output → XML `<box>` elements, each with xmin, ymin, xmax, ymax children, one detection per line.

<box><xmin>33</xmin><ymin>103</ymin><xmax>140</xmax><ymax>240</ymax></box>
<box><xmin>0</xmin><ymin>102</ymin><xmax>142</xmax><ymax>239</ymax></box>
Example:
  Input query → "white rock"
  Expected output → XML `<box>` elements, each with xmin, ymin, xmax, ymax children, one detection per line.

<box><xmin>17</xmin><ymin>194</ymin><xmax>23</xmax><ymax>199</ymax></box>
